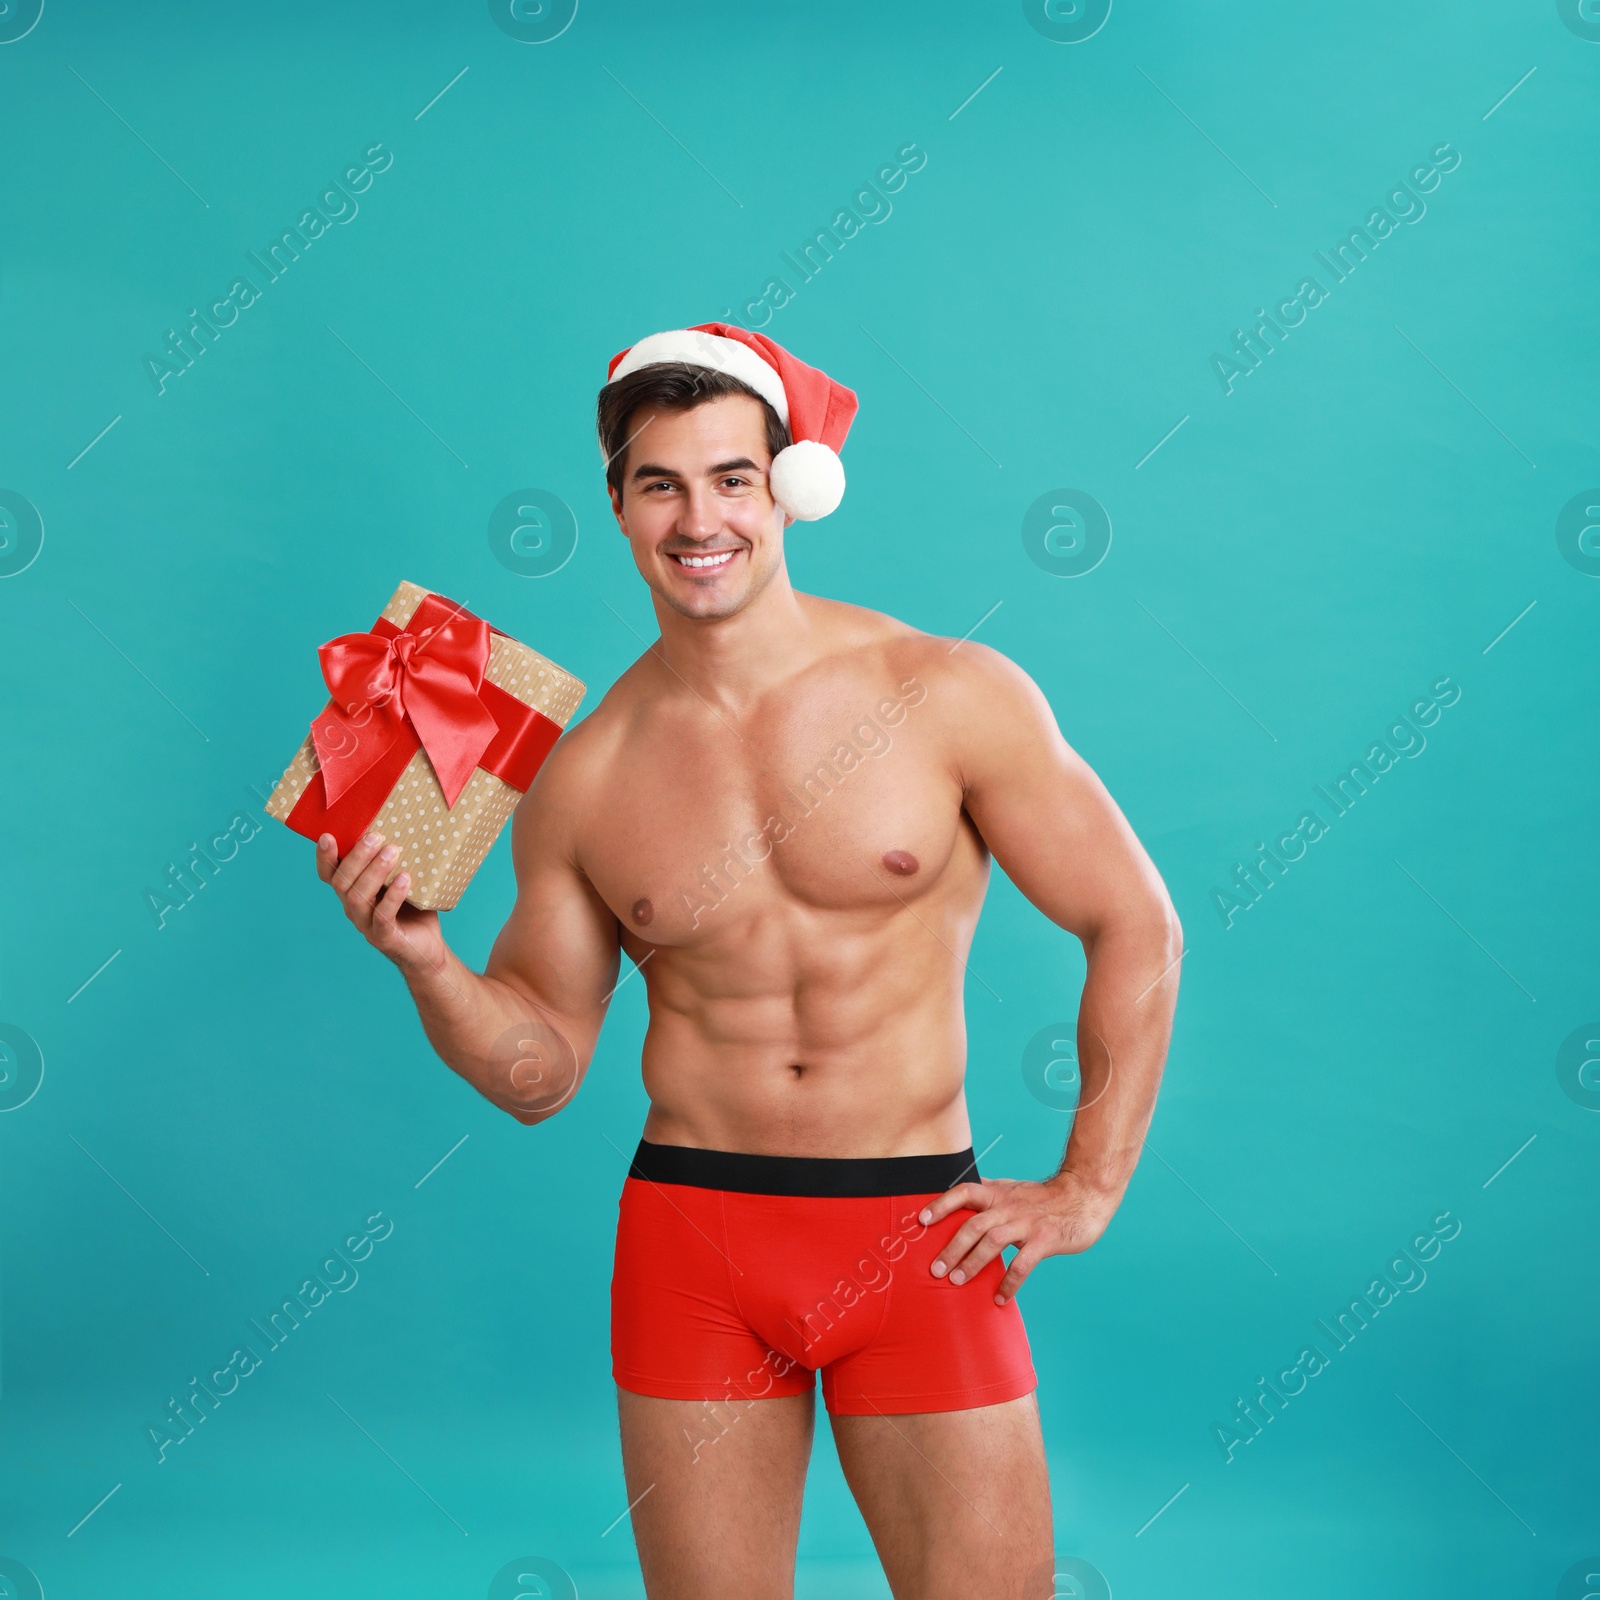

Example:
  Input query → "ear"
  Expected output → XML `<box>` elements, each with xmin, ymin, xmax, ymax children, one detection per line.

<box><xmin>608</xmin><ymin>481</ymin><xmax>627</xmax><ymax>534</ymax></box>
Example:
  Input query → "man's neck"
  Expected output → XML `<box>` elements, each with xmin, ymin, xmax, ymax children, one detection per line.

<box><xmin>649</xmin><ymin>566</ymin><xmax>823</xmax><ymax>716</ymax></box>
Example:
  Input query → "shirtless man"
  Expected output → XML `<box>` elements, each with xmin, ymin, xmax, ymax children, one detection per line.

<box><xmin>314</xmin><ymin>324</ymin><xmax>1181</xmax><ymax>1600</ymax></box>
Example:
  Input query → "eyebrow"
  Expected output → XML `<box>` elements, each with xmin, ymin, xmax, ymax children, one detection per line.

<box><xmin>629</xmin><ymin>456</ymin><xmax>761</xmax><ymax>481</ymax></box>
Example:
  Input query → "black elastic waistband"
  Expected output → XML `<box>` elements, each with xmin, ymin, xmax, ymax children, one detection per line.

<box><xmin>627</xmin><ymin>1138</ymin><xmax>979</xmax><ymax>1198</ymax></box>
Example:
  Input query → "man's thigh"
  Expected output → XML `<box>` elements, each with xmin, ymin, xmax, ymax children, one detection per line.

<box><xmin>830</xmin><ymin>1393</ymin><xmax>1052</xmax><ymax>1600</ymax></box>
<box><xmin>616</xmin><ymin>1387</ymin><xmax>816</xmax><ymax>1600</ymax></box>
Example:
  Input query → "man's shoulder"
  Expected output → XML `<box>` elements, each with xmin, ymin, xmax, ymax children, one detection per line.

<box><xmin>530</xmin><ymin>666</ymin><xmax>641</xmax><ymax>788</ymax></box>
<box><xmin>804</xmin><ymin>593</ymin><xmax>950</xmax><ymax>683</ymax></box>
<box><xmin>809</xmin><ymin>594</ymin><xmax>1039</xmax><ymax>709</ymax></box>
<box><xmin>509</xmin><ymin>657</ymin><xmax>645</xmax><ymax>832</ymax></box>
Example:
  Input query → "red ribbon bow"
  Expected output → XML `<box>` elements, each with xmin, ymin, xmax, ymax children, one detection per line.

<box><xmin>311</xmin><ymin>601</ymin><xmax>500</xmax><ymax>811</ymax></box>
<box><xmin>281</xmin><ymin>589</ymin><xmax>567</xmax><ymax>864</ymax></box>
<box><xmin>284</xmin><ymin>588</ymin><xmax>566</xmax><ymax>864</ymax></box>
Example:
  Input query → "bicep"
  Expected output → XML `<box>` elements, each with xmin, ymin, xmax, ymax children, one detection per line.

<box><xmin>954</xmin><ymin>650</ymin><xmax>1175</xmax><ymax>942</ymax></box>
<box><xmin>483</xmin><ymin>768</ymin><xmax>622</xmax><ymax>1064</ymax></box>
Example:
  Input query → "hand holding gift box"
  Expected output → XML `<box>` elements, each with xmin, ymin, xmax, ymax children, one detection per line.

<box><xmin>267</xmin><ymin>581</ymin><xmax>585</xmax><ymax>911</ymax></box>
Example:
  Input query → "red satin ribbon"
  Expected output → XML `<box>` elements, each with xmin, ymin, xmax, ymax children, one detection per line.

<box><xmin>284</xmin><ymin>591</ymin><xmax>564</xmax><ymax>855</ymax></box>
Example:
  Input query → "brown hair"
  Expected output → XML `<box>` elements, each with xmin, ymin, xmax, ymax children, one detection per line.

<box><xmin>597</xmin><ymin>363</ymin><xmax>790</xmax><ymax>498</ymax></box>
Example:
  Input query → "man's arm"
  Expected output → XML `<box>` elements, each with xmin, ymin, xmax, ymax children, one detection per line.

<box><xmin>318</xmin><ymin>734</ymin><xmax>622</xmax><ymax>1125</ymax></box>
<box><xmin>917</xmin><ymin>640</ymin><xmax>1183</xmax><ymax>1303</ymax></box>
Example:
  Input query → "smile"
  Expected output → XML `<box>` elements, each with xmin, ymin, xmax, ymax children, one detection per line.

<box><xmin>669</xmin><ymin>549</ymin><xmax>740</xmax><ymax>570</ymax></box>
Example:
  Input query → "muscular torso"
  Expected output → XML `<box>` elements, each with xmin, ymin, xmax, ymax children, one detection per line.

<box><xmin>564</xmin><ymin>601</ymin><xmax>990</xmax><ymax>1157</ymax></box>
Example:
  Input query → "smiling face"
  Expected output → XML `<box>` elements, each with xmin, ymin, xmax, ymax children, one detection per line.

<box><xmin>608</xmin><ymin>393</ymin><xmax>791</xmax><ymax>621</ymax></box>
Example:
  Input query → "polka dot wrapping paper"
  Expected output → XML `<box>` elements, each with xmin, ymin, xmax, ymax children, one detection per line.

<box><xmin>265</xmin><ymin>580</ymin><xmax>585</xmax><ymax>911</ymax></box>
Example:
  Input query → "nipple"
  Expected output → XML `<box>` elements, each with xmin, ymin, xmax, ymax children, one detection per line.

<box><xmin>631</xmin><ymin>897</ymin><xmax>654</xmax><ymax>925</ymax></box>
<box><xmin>882</xmin><ymin>849</ymin><xmax>920</xmax><ymax>876</ymax></box>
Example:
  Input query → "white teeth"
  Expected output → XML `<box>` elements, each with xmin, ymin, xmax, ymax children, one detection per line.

<box><xmin>675</xmin><ymin>550</ymin><xmax>736</xmax><ymax>568</ymax></box>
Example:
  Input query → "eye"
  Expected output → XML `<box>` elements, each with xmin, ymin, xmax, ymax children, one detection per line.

<box><xmin>719</xmin><ymin>475</ymin><xmax>750</xmax><ymax>489</ymax></box>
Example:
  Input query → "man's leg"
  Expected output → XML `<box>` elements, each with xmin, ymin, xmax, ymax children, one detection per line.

<box><xmin>617</xmin><ymin>1387</ymin><xmax>816</xmax><ymax>1600</ymax></box>
<box><xmin>830</xmin><ymin>1394</ymin><xmax>1052</xmax><ymax>1600</ymax></box>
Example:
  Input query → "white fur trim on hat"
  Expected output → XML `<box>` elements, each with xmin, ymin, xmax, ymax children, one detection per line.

<box><xmin>608</xmin><ymin>330</ymin><xmax>789</xmax><ymax>425</ymax></box>
<box><xmin>769</xmin><ymin>440</ymin><xmax>845</xmax><ymax>521</ymax></box>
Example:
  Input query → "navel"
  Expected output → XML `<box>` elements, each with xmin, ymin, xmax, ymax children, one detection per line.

<box><xmin>630</xmin><ymin>897</ymin><xmax>654</xmax><ymax>925</ymax></box>
<box><xmin>882</xmin><ymin>849</ymin><xmax>920</xmax><ymax>876</ymax></box>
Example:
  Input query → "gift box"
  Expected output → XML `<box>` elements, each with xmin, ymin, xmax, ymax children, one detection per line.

<box><xmin>266</xmin><ymin>580</ymin><xmax>585</xmax><ymax>910</ymax></box>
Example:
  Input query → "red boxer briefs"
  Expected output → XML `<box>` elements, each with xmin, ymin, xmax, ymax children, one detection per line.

<box><xmin>611</xmin><ymin>1140</ymin><xmax>1037</xmax><ymax>1416</ymax></box>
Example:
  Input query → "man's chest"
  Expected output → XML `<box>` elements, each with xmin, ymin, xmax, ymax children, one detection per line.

<box><xmin>578</xmin><ymin>673</ymin><xmax>976</xmax><ymax>941</ymax></box>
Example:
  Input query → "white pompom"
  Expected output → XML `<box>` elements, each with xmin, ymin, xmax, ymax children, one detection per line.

<box><xmin>769</xmin><ymin>440</ymin><xmax>845</xmax><ymax>521</ymax></box>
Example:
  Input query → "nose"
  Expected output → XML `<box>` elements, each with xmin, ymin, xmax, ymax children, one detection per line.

<box><xmin>676</xmin><ymin>481</ymin><xmax>724</xmax><ymax>540</ymax></box>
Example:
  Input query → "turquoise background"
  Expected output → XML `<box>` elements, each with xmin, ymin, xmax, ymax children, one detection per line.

<box><xmin>2</xmin><ymin>1</ymin><xmax>1597</xmax><ymax>1595</ymax></box>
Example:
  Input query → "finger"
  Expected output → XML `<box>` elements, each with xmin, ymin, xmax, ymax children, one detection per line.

<box><xmin>315</xmin><ymin>833</ymin><xmax>339</xmax><ymax>883</ymax></box>
<box><xmin>917</xmin><ymin>1181</ymin><xmax>991</xmax><ymax>1227</ymax></box>
<box><xmin>930</xmin><ymin>1212</ymin><xmax>998</xmax><ymax>1278</ymax></box>
<box><xmin>994</xmin><ymin>1245</ymin><xmax>1044</xmax><ymax>1305</ymax></box>
<box><xmin>331</xmin><ymin>831</ymin><xmax>387</xmax><ymax>896</ymax></box>
<box><xmin>347</xmin><ymin>842</ymin><xmax>401</xmax><ymax>922</ymax></box>
<box><xmin>371</xmin><ymin>871</ymin><xmax>410</xmax><ymax>938</ymax></box>
<box><xmin>948</xmin><ymin>1223</ymin><xmax>1024</xmax><ymax>1286</ymax></box>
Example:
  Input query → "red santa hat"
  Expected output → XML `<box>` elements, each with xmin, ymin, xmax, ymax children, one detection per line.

<box><xmin>605</xmin><ymin>322</ymin><xmax>858</xmax><ymax>521</ymax></box>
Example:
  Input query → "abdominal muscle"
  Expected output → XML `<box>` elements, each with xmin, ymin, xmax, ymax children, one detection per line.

<box><xmin>630</xmin><ymin>909</ymin><xmax>978</xmax><ymax>1159</ymax></box>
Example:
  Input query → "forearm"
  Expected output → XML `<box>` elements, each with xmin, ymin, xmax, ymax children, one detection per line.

<box><xmin>925</xmin><ymin>903</ymin><xmax>1181</xmax><ymax>1299</ymax></box>
<box><xmin>317</xmin><ymin>818</ymin><xmax>608</xmax><ymax>1123</ymax></box>
<box><xmin>1053</xmin><ymin>908</ymin><xmax>1182</xmax><ymax>1200</ymax></box>
<box><xmin>400</xmin><ymin>941</ymin><xmax>579</xmax><ymax>1123</ymax></box>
